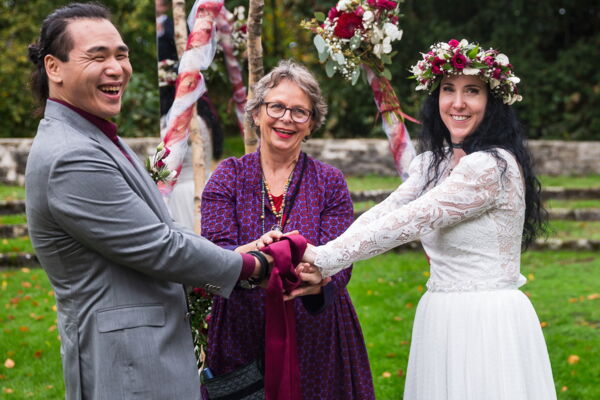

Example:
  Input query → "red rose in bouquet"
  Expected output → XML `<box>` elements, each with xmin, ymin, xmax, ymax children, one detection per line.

<box><xmin>334</xmin><ymin>12</ymin><xmax>363</xmax><ymax>39</ymax></box>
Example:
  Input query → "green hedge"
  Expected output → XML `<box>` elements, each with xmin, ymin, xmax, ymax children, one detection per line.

<box><xmin>1</xmin><ymin>0</ymin><xmax>598</xmax><ymax>140</ymax></box>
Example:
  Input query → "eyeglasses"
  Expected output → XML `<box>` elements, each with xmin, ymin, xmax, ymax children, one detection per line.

<box><xmin>262</xmin><ymin>102</ymin><xmax>312</xmax><ymax>124</ymax></box>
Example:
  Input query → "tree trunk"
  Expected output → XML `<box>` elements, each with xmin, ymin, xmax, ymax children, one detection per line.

<box><xmin>172</xmin><ymin>0</ymin><xmax>207</xmax><ymax>234</ymax></box>
<box><xmin>243</xmin><ymin>0</ymin><xmax>265</xmax><ymax>154</ymax></box>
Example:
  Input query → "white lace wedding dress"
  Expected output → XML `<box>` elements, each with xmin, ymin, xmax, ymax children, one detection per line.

<box><xmin>310</xmin><ymin>149</ymin><xmax>556</xmax><ymax>399</ymax></box>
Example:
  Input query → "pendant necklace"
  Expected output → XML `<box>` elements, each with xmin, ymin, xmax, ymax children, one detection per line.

<box><xmin>262</xmin><ymin>170</ymin><xmax>293</xmax><ymax>232</ymax></box>
<box><xmin>260</xmin><ymin>153</ymin><xmax>308</xmax><ymax>234</ymax></box>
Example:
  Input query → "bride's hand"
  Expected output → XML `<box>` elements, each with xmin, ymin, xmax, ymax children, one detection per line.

<box><xmin>301</xmin><ymin>243</ymin><xmax>317</xmax><ymax>264</ymax></box>
<box><xmin>283</xmin><ymin>263</ymin><xmax>331</xmax><ymax>301</ymax></box>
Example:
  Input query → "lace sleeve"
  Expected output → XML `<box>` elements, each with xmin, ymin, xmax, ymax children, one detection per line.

<box><xmin>341</xmin><ymin>152</ymin><xmax>429</xmax><ymax>239</ymax></box>
<box><xmin>314</xmin><ymin>151</ymin><xmax>504</xmax><ymax>276</ymax></box>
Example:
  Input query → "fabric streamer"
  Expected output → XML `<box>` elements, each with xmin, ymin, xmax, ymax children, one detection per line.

<box><xmin>364</xmin><ymin>66</ymin><xmax>417</xmax><ymax>181</ymax></box>
<box><xmin>261</xmin><ymin>234</ymin><xmax>307</xmax><ymax>400</ymax></box>
<box><xmin>216</xmin><ymin>7</ymin><xmax>247</xmax><ymax>136</ymax></box>
<box><xmin>156</xmin><ymin>0</ymin><xmax>223</xmax><ymax>196</ymax></box>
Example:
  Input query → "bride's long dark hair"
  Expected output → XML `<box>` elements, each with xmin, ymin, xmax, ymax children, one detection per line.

<box><xmin>417</xmin><ymin>87</ymin><xmax>547</xmax><ymax>249</ymax></box>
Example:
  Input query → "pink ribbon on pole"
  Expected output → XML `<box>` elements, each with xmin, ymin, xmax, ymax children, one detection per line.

<box><xmin>216</xmin><ymin>8</ymin><xmax>247</xmax><ymax>137</ymax></box>
<box><xmin>261</xmin><ymin>234</ymin><xmax>306</xmax><ymax>400</ymax></box>
<box><xmin>156</xmin><ymin>0</ymin><xmax>223</xmax><ymax>196</ymax></box>
<box><xmin>364</xmin><ymin>66</ymin><xmax>417</xmax><ymax>181</ymax></box>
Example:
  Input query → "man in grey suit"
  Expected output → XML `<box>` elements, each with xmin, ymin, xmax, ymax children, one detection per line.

<box><xmin>25</xmin><ymin>3</ymin><xmax>304</xmax><ymax>399</ymax></box>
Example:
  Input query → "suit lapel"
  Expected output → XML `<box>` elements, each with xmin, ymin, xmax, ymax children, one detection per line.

<box><xmin>44</xmin><ymin>101</ymin><xmax>174</xmax><ymax>225</ymax></box>
<box><xmin>118</xmin><ymin>138</ymin><xmax>174</xmax><ymax>224</ymax></box>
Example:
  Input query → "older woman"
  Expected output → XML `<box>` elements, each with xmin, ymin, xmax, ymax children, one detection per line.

<box><xmin>201</xmin><ymin>60</ymin><xmax>375</xmax><ymax>399</ymax></box>
<box><xmin>303</xmin><ymin>40</ymin><xmax>556</xmax><ymax>399</ymax></box>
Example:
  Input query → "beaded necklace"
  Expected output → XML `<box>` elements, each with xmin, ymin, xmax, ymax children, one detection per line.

<box><xmin>260</xmin><ymin>153</ymin><xmax>308</xmax><ymax>234</ymax></box>
<box><xmin>261</xmin><ymin>171</ymin><xmax>293</xmax><ymax>232</ymax></box>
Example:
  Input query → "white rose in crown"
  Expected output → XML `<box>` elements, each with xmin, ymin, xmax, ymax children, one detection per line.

<box><xmin>496</xmin><ymin>53</ymin><xmax>510</xmax><ymax>66</ymax></box>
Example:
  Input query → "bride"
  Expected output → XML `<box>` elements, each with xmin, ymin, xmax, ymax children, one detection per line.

<box><xmin>303</xmin><ymin>39</ymin><xmax>557</xmax><ymax>399</ymax></box>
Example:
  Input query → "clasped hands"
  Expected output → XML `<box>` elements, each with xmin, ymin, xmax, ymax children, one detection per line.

<box><xmin>237</xmin><ymin>230</ymin><xmax>327</xmax><ymax>300</ymax></box>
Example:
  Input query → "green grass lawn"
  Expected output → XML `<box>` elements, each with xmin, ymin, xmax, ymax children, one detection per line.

<box><xmin>346</xmin><ymin>174</ymin><xmax>600</xmax><ymax>192</ymax></box>
<box><xmin>548</xmin><ymin>221</ymin><xmax>600</xmax><ymax>241</ymax></box>
<box><xmin>546</xmin><ymin>199</ymin><xmax>600</xmax><ymax>209</ymax></box>
<box><xmin>540</xmin><ymin>175</ymin><xmax>600</xmax><ymax>188</ymax></box>
<box><xmin>0</xmin><ymin>186</ymin><xmax>25</xmax><ymax>202</ymax></box>
<box><xmin>0</xmin><ymin>267</ymin><xmax>63</xmax><ymax>398</ymax></box>
<box><xmin>1</xmin><ymin>251</ymin><xmax>598</xmax><ymax>398</ymax></box>
<box><xmin>0</xmin><ymin>238</ymin><xmax>34</xmax><ymax>254</ymax></box>
<box><xmin>0</xmin><ymin>215</ymin><xmax>27</xmax><ymax>226</ymax></box>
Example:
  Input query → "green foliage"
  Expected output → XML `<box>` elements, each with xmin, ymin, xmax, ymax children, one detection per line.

<box><xmin>0</xmin><ymin>0</ymin><xmax>159</xmax><ymax>138</ymax></box>
<box><xmin>2</xmin><ymin>0</ymin><xmax>599</xmax><ymax>141</ymax></box>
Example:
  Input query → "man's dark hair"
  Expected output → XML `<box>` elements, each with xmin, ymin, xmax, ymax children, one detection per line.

<box><xmin>28</xmin><ymin>2</ymin><xmax>111</xmax><ymax>109</ymax></box>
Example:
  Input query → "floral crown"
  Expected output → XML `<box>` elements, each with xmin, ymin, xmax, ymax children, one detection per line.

<box><xmin>410</xmin><ymin>39</ymin><xmax>522</xmax><ymax>105</ymax></box>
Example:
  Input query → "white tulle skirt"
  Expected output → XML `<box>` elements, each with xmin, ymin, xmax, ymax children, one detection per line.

<box><xmin>404</xmin><ymin>289</ymin><xmax>557</xmax><ymax>400</ymax></box>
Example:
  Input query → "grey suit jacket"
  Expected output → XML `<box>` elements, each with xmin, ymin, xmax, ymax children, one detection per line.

<box><xmin>25</xmin><ymin>101</ymin><xmax>242</xmax><ymax>400</ymax></box>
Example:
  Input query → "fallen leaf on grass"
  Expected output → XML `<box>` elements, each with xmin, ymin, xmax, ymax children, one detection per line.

<box><xmin>561</xmin><ymin>386</ymin><xmax>568</xmax><ymax>392</ymax></box>
<box><xmin>29</xmin><ymin>313</ymin><xmax>45</xmax><ymax>321</ymax></box>
<box><xmin>33</xmin><ymin>351</ymin><xmax>42</xmax><ymax>359</ymax></box>
<box><xmin>540</xmin><ymin>322</ymin><xmax>548</xmax><ymax>328</ymax></box>
<box><xmin>21</xmin><ymin>282</ymin><xmax>31</xmax><ymax>289</ymax></box>
<box><xmin>385</xmin><ymin>353</ymin><xmax>396</xmax><ymax>358</ymax></box>
<box><xmin>0</xmin><ymin>374</ymin><xmax>6</xmax><ymax>380</ymax></box>
<box><xmin>52</xmin><ymin>305</ymin><xmax>57</xmax><ymax>312</ymax></box>
<box><xmin>397</xmin><ymin>370</ymin><xmax>404</xmax><ymax>377</ymax></box>
<box><xmin>4</xmin><ymin>359</ymin><xmax>15</xmax><ymax>368</ymax></box>
<box><xmin>19</xmin><ymin>326</ymin><xmax>29</xmax><ymax>332</ymax></box>
<box><xmin>405</xmin><ymin>302</ymin><xmax>413</xmax><ymax>308</ymax></box>
<box><xmin>587</xmin><ymin>293</ymin><xmax>600</xmax><ymax>300</ymax></box>
<box><xmin>527</xmin><ymin>273</ymin><xmax>535</xmax><ymax>281</ymax></box>
<box><xmin>567</xmin><ymin>355</ymin><xmax>580</xmax><ymax>364</ymax></box>
<box><xmin>568</xmin><ymin>298</ymin><xmax>578</xmax><ymax>303</ymax></box>
<box><xmin>382</xmin><ymin>371</ymin><xmax>391</xmax><ymax>378</ymax></box>
<box><xmin>48</xmin><ymin>325</ymin><xmax>56</xmax><ymax>332</ymax></box>
<box><xmin>393</xmin><ymin>316</ymin><xmax>402</xmax><ymax>321</ymax></box>
<box><xmin>3</xmin><ymin>388</ymin><xmax>14</xmax><ymax>394</ymax></box>
<box><xmin>1</xmin><ymin>281</ymin><xmax>6</xmax><ymax>290</ymax></box>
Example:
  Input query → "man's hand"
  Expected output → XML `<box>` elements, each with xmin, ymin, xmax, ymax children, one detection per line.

<box><xmin>284</xmin><ymin>262</ymin><xmax>330</xmax><ymax>301</ymax></box>
<box><xmin>235</xmin><ymin>230</ymin><xmax>300</xmax><ymax>253</ymax></box>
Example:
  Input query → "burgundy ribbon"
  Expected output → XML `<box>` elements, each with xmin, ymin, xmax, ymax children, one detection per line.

<box><xmin>261</xmin><ymin>234</ymin><xmax>307</xmax><ymax>400</ymax></box>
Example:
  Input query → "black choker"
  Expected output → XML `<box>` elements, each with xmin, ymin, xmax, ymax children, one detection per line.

<box><xmin>450</xmin><ymin>142</ymin><xmax>464</xmax><ymax>149</ymax></box>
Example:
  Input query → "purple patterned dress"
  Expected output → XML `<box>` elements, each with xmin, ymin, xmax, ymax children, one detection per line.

<box><xmin>201</xmin><ymin>151</ymin><xmax>375</xmax><ymax>399</ymax></box>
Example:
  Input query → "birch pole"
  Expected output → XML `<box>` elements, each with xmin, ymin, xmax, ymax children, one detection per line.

<box><xmin>243</xmin><ymin>0</ymin><xmax>265</xmax><ymax>154</ymax></box>
<box><xmin>172</xmin><ymin>0</ymin><xmax>206</xmax><ymax>234</ymax></box>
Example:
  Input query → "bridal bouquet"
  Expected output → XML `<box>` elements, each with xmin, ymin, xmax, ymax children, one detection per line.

<box><xmin>301</xmin><ymin>0</ymin><xmax>403</xmax><ymax>84</ymax></box>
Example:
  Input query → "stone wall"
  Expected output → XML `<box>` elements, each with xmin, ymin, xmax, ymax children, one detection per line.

<box><xmin>2</xmin><ymin>138</ymin><xmax>600</xmax><ymax>185</ymax></box>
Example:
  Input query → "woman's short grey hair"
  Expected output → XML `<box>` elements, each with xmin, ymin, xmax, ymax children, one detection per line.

<box><xmin>245</xmin><ymin>60</ymin><xmax>327</xmax><ymax>136</ymax></box>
